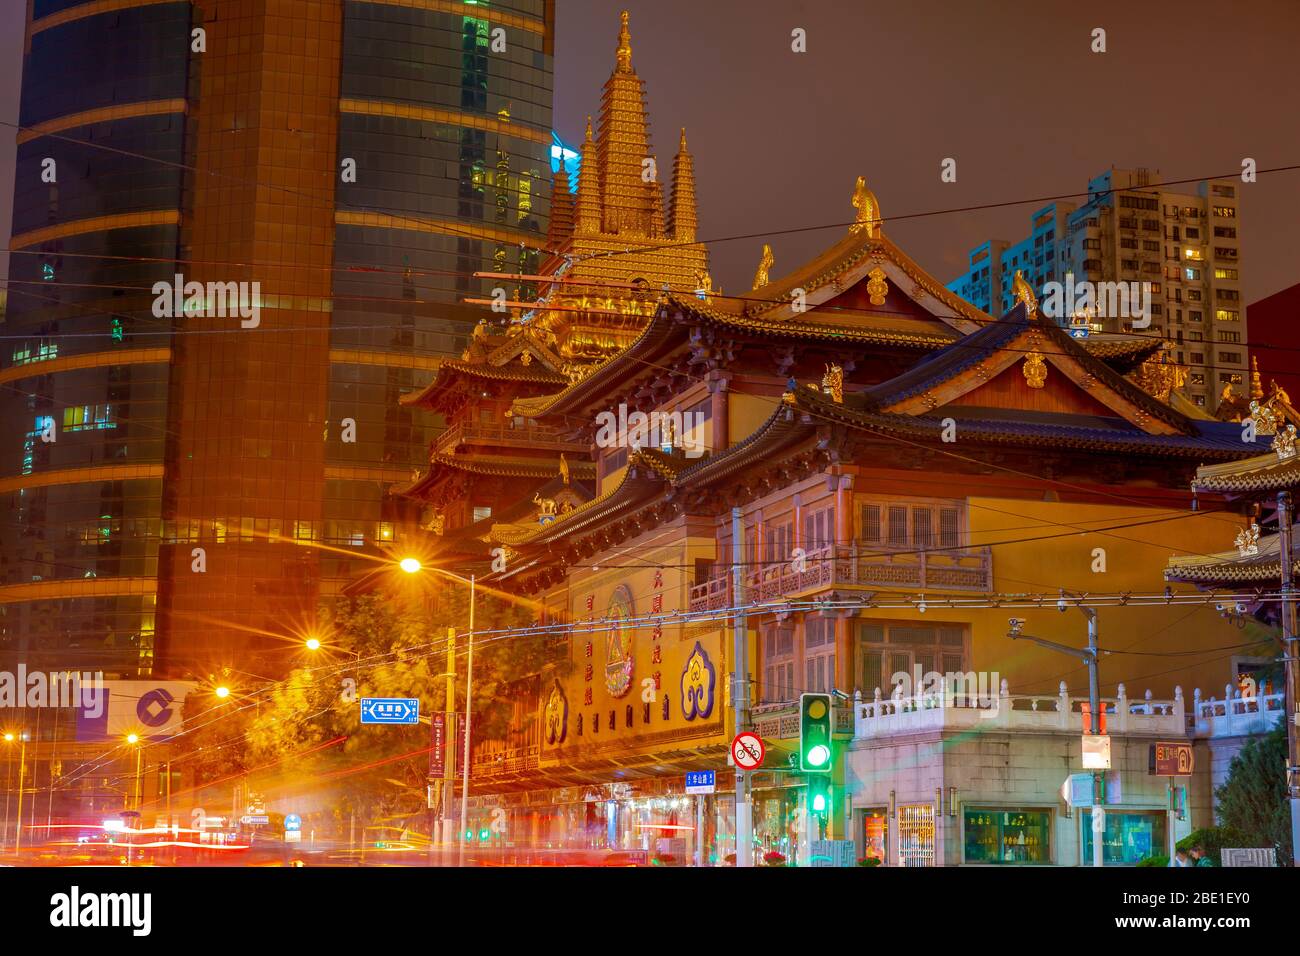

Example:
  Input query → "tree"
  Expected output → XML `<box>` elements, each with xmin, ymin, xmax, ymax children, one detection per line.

<box><xmin>182</xmin><ymin>587</ymin><xmax>558</xmax><ymax>836</ymax></box>
<box><xmin>1214</xmin><ymin>721</ymin><xmax>1292</xmax><ymax>866</ymax></box>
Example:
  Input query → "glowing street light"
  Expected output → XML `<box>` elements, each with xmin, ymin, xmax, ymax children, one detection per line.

<box><xmin>214</xmin><ymin>686</ymin><xmax>231</xmax><ymax>700</ymax></box>
<box><xmin>399</xmin><ymin>557</ymin><xmax>422</xmax><ymax>574</ymax></box>
<box><xmin>305</xmin><ymin>637</ymin><xmax>322</xmax><ymax>651</ymax></box>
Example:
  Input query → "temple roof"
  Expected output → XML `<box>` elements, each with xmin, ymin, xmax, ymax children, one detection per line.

<box><xmin>1165</xmin><ymin>526</ymin><xmax>1300</xmax><ymax>584</ymax></box>
<box><xmin>398</xmin><ymin>451</ymin><xmax>596</xmax><ymax>499</ymax></box>
<box><xmin>1189</xmin><ymin>449</ymin><xmax>1300</xmax><ymax>494</ymax></box>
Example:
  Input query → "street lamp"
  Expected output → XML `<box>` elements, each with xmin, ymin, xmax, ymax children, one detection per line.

<box><xmin>1006</xmin><ymin>598</ymin><xmax>1106</xmax><ymax>868</ymax></box>
<box><xmin>214</xmin><ymin>686</ymin><xmax>231</xmax><ymax>700</ymax></box>
<box><xmin>399</xmin><ymin>557</ymin><xmax>423</xmax><ymax>574</ymax></box>
<box><xmin>3</xmin><ymin>732</ymin><xmax>25</xmax><ymax>855</ymax></box>
<box><xmin>305</xmin><ymin>636</ymin><xmax>322</xmax><ymax>652</ymax></box>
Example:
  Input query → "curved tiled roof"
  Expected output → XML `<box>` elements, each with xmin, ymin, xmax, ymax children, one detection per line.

<box><xmin>1190</xmin><ymin>451</ymin><xmax>1300</xmax><ymax>494</ymax></box>
<box><xmin>1165</xmin><ymin>528</ymin><xmax>1300</xmax><ymax>584</ymax></box>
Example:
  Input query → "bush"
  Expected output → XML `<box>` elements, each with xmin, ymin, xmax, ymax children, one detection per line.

<box><xmin>1176</xmin><ymin>826</ymin><xmax>1248</xmax><ymax>867</ymax></box>
<box><xmin>762</xmin><ymin>850</ymin><xmax>787</xmax><ymax>866</ymax></box>
<box><xmin>1136</xmin><ymin>855</ymin><xmax>1169</xmax><ymax>868</ymax></box>
<box><xmin>857</xmin><ymin>857</ymin><xmax>882</xmax><ymax>867</ymax></box>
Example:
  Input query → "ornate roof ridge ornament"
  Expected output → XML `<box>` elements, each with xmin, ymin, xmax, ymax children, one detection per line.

<box><xmin>1012</xmin><ymin>270</ymin><xmax>1038</xmax><ymax>320</ymax></box>
<box><xmin>1274</xmin><ymin>423</ymin><xmax>1297</xmax><ymax>461</ymax></box>
<box><xmin>822</xmin><ymin>363</ymin><xmax>844</xmax><ymax>403</ymax></box>
<box><xmin>1234</xmin><ymin>520</ymin><xmax>1260</xmax><ymax>557</ymax></box>
<box><xmin>616</xmin><ymin>9</ymin><xmax>633</xmax><ymax>73</ymax></box>
<box><xmin>752</xmin><ymin>243</ymin><xmax>775</xmax><ymax>290</ymax></box>
<box><xmin>850</xmin><ymin>176</ymin><xmax>880</xmax><ymax>237</ymax></box>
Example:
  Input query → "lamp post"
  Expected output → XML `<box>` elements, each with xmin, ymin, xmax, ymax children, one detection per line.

<box><xmin>1008</xmin><ymin>602</ymin><xmax>1106</xmax><ymax>868</ymax></box>
<box><xmin>12</xmin><ymin>732</ymin><xmax>27</xmax><ymax>856</ymax></box>
<box><xmin>125</xmin><ymin>733</ymin><xmax>142</xmax><ymax>866</ymax></box>
<box><xmin>458</xmin><ymin>573</ymin><xmax>476</xmax><ymax>869</ymax></box>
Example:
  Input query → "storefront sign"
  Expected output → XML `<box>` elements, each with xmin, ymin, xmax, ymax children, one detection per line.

<box><xmin>1148</xmin><ymin>741</ymin><xmax>1194</xmax><ymax>776</ymax></box>
<box><xmin>680</xmin><ymin>642</ymin><xmax>716</xmax><ymax>720</ymax></box>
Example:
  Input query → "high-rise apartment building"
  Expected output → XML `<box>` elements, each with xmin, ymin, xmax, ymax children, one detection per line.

<box><xmin>1</xmin><ymin>0</ymin><xmax>556</xmax><ymax>679</ymax></box>
<box><xmin>948</xmin><ymin>168</ymin><xmax>1247</xmax><ymax>411</ymax></box>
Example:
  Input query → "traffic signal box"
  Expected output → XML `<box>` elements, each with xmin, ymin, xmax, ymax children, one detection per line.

<box><xmin>799</xmin><ymin>693</ymin><xmax>833</xmax><ymax>773</ymax></box>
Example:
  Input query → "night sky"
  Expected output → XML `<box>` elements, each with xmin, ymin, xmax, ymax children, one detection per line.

<box><xmin>3</xmin><ymin>0</ymin><xmax>1297</xmax><ymax>308</ymax></box>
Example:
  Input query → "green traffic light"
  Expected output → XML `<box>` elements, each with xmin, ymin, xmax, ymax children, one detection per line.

<box><xmin>479</xmin><ymin>829</ymin><xmax>490</xmax><ymax>841</ymax></box>
<box><xmin>811</xmin><ymin>793</ymin><xmax>827</xmax><ymax>813</ymax></box>
<box><xmin>806</xmin><ymin>743</ymin><xmax>830</xmax><ymax>767</ymax></box>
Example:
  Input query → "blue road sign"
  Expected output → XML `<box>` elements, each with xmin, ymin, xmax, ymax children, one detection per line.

<box><xmin>360</xmin><ymin>697</ymin><xmax>420</xmax><ymax>725</ymax></box>
<box><xmin>284</xmin><ymin>813</ymin><xmax>302</xmax><ymax>832</ymax></box>
<box><xmin>685</xmin><ymin>770</ymin><xmax>715</xmax><ymax>794</ymax></box>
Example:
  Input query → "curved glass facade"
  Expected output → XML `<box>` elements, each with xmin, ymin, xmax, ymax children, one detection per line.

<box><xmin>4</xmin><ymin>0</ymin><xmax>555</xmax><ymax>676</ymax></box>
<box><xmin>2</xmin><ymin>4</ymin><xmax>189</xmax><ymax>678</ymax></box>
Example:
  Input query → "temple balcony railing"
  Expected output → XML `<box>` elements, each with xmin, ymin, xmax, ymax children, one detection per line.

<box><xmin>686</xmin><ymin>544</ymin><xmax>993</xmax><ymax>613</ymax></box>
<box><xmin>849</xmin><ymin>681</ymin><xmax>1284</xmax><ymax>742</ymax></box>
<box><xmin>434</xmin><ymin>420</ymin><xmax>588</xmax><ymax>456</ymax></box>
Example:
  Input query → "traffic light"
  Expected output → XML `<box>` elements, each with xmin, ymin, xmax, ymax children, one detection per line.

<box><xmin>799</xmin><ymin>692</ymin><xmax>833</xmax><ymax>772</ymax></box>
<box><xmin>807</xmin><ymin>774</ymin><xmax>831</xmax><ymax>819</ymax></box>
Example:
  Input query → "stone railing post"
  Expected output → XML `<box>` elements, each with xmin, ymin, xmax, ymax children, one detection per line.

<box><xmin>1174</xmin><ymin>686</ymin><xmax>1184</xmax><ymax>732</ymax></box>
<box><xmin>1225</xmin><ymin>683</ymin><xmax>1235</xmax><ymax>735</ymax></box>
<box><xmin>1193</xmin><ymin>688</ymin><xmax>1203</xmax><ymax>734</ymax></box>
<box><xmin>1144</xmin><ymin>688</ymin><xmax>1153</xmax><ymax>717</ymax></box>
<box><xmin>1058</xmin><ymin>681</ymin><xmax>1070</xmax><ymax>731</ymax></box>
<box><xmin>1116</xmin><ymin>682</ymin><xmax>1128</xmax><ymax>734</ymax></box>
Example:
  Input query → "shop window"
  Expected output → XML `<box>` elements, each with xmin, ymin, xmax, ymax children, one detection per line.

<box><xmin>898</xmin><ymin>805</ymin><xmax>936</xmax><ymax>867</ymax></box>
<box><xmin>861</xmin><ymin>809</ymin><xmax>887</xmax><ymax>864</ymax></box>
<box><xmin>964</xmin><ymin>809</ymin><xmax>1051</xmax><ymax>864</ymax></box>
<box><xmin>1080</xmin><ymin>810</ymin><xmax>1166</xmax><ymax>865</ymax></box>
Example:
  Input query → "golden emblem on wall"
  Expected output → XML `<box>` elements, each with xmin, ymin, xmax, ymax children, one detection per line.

<box><xmin>1023</xmin><ymin>350</ymin><xmax>1047</xmax><ymax>389</ymax></box>
<box><xmin>866</xmin><ymin>266</ymin><xmax>889</xmax><ymax>306</ymax></box>
<box><xmin>752</xmin><ymin>244</ymin><xmax>775</xmax><ymax>290</ymax></box>
<box><xmin>1012</xmin><ymin>270</ymin><xmax>1038</xmax><ymax>319</ymax></box>
<box><xmin>543</xmin><ymin>680</ymin><xmax>568</xmax><ymax>746</ymax></box>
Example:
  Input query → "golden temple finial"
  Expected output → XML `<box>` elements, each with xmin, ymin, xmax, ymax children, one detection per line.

<box><xmin>1022</xmin><ymin>350</ymin><xmax>1047</xmax><ymax>389</ymax></box>
<box><xmin>1012</xmin><ymin>270</ymin><xmax>1038</xmax><ymax>319</ymax></box>
<box><xmin>1249</xmin><ymin>354</ymin><xmax>1264</xmax><ymax>400</ymax></box>
<box><xmin>752</xmin><ymin>243</ymin><xmax>775</xmax><ymax>290</ymax></box>
<box><xmin>559</xmin><ymin>452</ymin><xmax>571</xmax><ymax>485</ymax></box>
<box><xmin>849</xmin><ymin>176</ymin><xmax>881</xmax><ymax>237</ymax></box>
<box><xmin>1234</xmin><ymin>520</ymin><xmax>1261</xmax><ymax>557</ymax></box>
<box><xmin>616</xmin><ymin>10</ymin><xmax>633</xmax><ymax>73</ymax></box>
<box><xmin>574</xmin><ymin>116</ymin><xmax>600</xmax><ymax>236</ymax></box>
<box><xmin>822</xmin><ymin>363</ymin><xmax>844</xmax><ymax>403</ymax></box>
<box><xmin>1271</xmin><ymin>379</ymin><xmax>1292</xmax><ymax>406</ymax></box>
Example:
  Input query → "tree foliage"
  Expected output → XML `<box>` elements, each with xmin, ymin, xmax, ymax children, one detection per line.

<box><xmin>183</xmin><ymin>586</ymin><xmax>553</xmax><ymax>831</ymax></box>
<box><xmin>1213</xmin><ymin>721</ymin><xmax>1292</xmax><ymax>865</ymax></box>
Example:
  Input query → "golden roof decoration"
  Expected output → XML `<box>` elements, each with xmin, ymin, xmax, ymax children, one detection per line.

<box><xmin>1132</xmin><ymin>346</ymin><xmax>1188</xmax><ymax>403</ymax></box>
<box><xmin>752</xmin><ymin>244</ymin><xmax>775</xmax><ymax>290</ymax></box>
<box><xmin>1012</xmin><ymin>270</ymin><xmax>1038</xmax><ymax>319</ymax></box>
<box><xmin>615</xmin><ymin>9</ymin><xmax>633</xmax><ymax>72</ymax></box>
<box><xmin>559</xmin><ymin>452</ymin><xmax>571</xmax><ymax>485</ymax></box>
<box><xmin>850</xmin><ymin>176</ymin><xmax>881</xmax><ymax>237</ymax></box>
<box><xmin>1234</xmin><ymin>520</ymin><xmax>1260</xmax><ymax>557</ymax></box>
<box><xmin>821</xmin><ymin>363</ymin><xmax>844</xmax><ymax>403</ymax></box>
<box><xmin>1274</xmin><ymin>423</ymin><xmax>1297</xmax><ymax>461</ymax></box>
<box><xmin>1023</xmin><ymin>350</ymin><xmax>1047</xmax><ymax>389</ymax></box>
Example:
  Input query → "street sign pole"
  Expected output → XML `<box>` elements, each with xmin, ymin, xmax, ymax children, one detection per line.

<box><xmin>1277</xmin><ymin>490</ymin><xmax>1300</xmax><ymax>867</ymax></box>
<box><xmin>458</xmin><ymin>574</ymin><xmax>475</xmax><ymax>869</ymax></box>
<box><xmin>730</xmin><ymin>509</ymin><xmax>753</xmax><ymax>868</ymax></box>
<box><xmin>1084</xmin><ymin>608</ymin><xmax>1104</xmax><ymax>869</ymax></box>
<box><xmin>441</xmin><ymin>626</ymin><xmax>456</xmax><ymax>858</ymax></box>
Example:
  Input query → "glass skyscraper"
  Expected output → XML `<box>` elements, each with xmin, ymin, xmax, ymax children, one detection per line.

<box><xmin>1</xmin><ymin>0</ymin><xmax>555</xmax><ymax>679</ymax></box>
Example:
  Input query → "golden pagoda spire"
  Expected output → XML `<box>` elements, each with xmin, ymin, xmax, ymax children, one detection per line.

<box><xmin>668</xmin><ymin>127</ymin><xmax>698</xmax><ymax>243</ymax></box>
<box><xmin>1249</xmin><ymin>354</ymin><xmax>1264</xmax><ymax>400</ymax></box>
<box><xmin>597</xmin><ymin>10</ymin><xmax>661</xmax><ymax>237</ymax></box>
<box><xmin>574</xmin><ymin>116</ymin><xmax>600</xmax><ymax>236</ymax></box>
<box><xmin>616</xmin><ymin>9</ymin><xmax>633</xmax><ymax>73</ymax></box>
<box><xmin>547</xmin><ymin>155</ymin><xmax>575</xmax><ymax>250</ymax></box>
<box><xmin>752</xmin><ymin>243</ymin><xmax>775</xmax><ymax>290</ymax></box>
